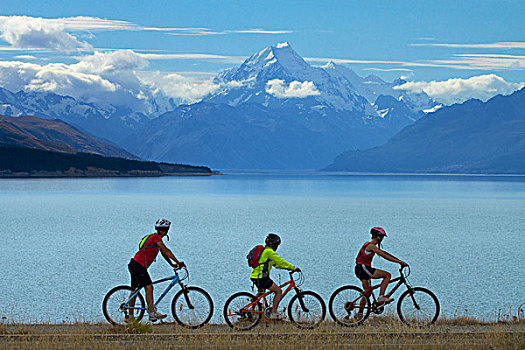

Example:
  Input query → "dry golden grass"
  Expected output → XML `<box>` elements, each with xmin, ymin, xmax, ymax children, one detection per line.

<box><xmin>1</xmin><ymin>318</ymin><xmax>524</xmax><ymax>350</ymax></box>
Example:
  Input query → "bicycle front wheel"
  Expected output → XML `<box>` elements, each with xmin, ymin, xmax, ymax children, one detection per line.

<box><xmin>397</xmin><ymin>287</ymin><xmax>440</xmax><ymax>326</ymax></box>
<box><xmin>171</xmin><ymin>286</ymin><xmax>214</xmax><ymax>329</ymax></box>
<box><xmin>288</xmin><ymin>291</ymin><xmax>326</xmax><ymax>329</ymax></box>
<box><xmin>329</xmin><ymin>285</ymin><xmax>370</xmax><ymax>326</ymax></box>
<box><xmin>102</xmin><ymin>285</ymin><xmax>145</xmax><ymax>325</ymax></box>
<box><xmin>223</xmin><ymin>292</ymin><xmax>262</xmax><ymax>330</ymax></box>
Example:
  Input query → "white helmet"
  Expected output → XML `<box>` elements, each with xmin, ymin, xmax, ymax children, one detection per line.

<box><xmin>155</xmin><ymin>218</ymin><xmax>171</xmax><ymax>231</ymax></box>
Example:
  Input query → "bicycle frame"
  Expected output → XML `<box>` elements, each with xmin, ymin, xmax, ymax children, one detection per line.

<box><xmin>239</xmin><ymin>273</ymin><xmax>305</xmax><ymax>314</ymax></box>
<box><xmin>123</xmin><ymin>269</ymin><xmax>191</xmax><ymax>313</ymax></box>
<box><xmin>351</xmin><ymin>268</ymin><xmax>412</xmax><ymax>309</ymax></box>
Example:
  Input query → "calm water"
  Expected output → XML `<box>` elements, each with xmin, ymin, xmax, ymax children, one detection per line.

<box><xmin>1</xmin><ymin>174</ymin><xmax>524</xmax><ymax>323</ymax></box>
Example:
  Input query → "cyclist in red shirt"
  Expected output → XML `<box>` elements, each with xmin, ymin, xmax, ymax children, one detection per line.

<box><xmin>127</xmin><ymin>219</ymin><xmax>184</xmax><ymax>322</ymax></box>
<box><xmin>352</xmin><ymin>227</ymin><xmax>407</xmax><ymax>321</ymax></box>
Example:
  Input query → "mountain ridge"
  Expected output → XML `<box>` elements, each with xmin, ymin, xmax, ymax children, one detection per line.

<box><xmin>324</xmin><ymin>88</ymin><xmax>525</xmax><ymax>174</ymax></box>
<box><xmin>122</xmin><ymin>43</ymin><xmax>438</xmax><ymax>169</ymax></box>
<box><xmin>0</xmin><ymin>114</ymin><xmax>138</xmax><ymax>159</ymax></box>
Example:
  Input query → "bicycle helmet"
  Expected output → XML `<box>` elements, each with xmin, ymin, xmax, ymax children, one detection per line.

<box><xmin>155</xmin><ymin>218</ymin><xmax>171</xmax><ymax>231</ymax></box>
<box><xmin>370</xmin><ymin>227</ymin><xmax>387</xmax><ymax>237</ymax></box>
<box><xmin>265</xmin><ymin>233</ymin><xmax>281</xmax><ymax>246</ymax></box>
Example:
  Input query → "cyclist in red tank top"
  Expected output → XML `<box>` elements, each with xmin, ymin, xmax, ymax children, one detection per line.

<box><xmin>352</xmin><ymin>227</ymin><xmax>407</xmax><ymax>322</ymax></box>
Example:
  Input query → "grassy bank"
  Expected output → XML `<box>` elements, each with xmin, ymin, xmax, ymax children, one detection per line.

<box><xmin>1</xmin><ymin>319</ymin><xmax>524</xmax><ymax>349</ymax></box>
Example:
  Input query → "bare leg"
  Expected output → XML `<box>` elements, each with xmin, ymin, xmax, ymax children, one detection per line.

<box><xmin>358</xmin><ymin>279</ymin><xmax>371</xmax><ymax>314</ymax></box>
<box><xmin>128</xmin><ymin>292</ymin><xmax>137</xmax><ymax>317</ymax></box>
<box><xmin>370</xmin><ymin>269</ymin><xmax>391</xmax><ymax>296</ymax></box>
<box><xmin>268</xmin><ymin>283</ymin><xmax>282</xmax><ymax>314</ymax></box>
<box><xmin>144</xmin><ymin>284</ymin><xmax>155</xmax><ymax>313</ymax></box>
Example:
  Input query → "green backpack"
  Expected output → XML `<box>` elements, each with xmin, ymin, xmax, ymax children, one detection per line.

<box><xmin>138</xmin><ymin>233</ymin><xmax>159</xmax><ymax>266</ymax></box>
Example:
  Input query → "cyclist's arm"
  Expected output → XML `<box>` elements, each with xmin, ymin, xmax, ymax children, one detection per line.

<box><xmin>268</xmin><ymin>250</ymin><xmax>296</xmax><ymax>270</ymax></box>
<box><xmin>369</xmin><ymin>245</ymin><xmax>405</xmax><ymax>265</ymax></box>
<box><xmin>157</xmin><ymin>241</ymin><xmax>183</xmax><ymax>267</ymax></box>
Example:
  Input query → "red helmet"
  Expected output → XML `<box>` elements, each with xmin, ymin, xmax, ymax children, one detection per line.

<box><xmin>370</xmin><ymin>227</ymin><xmax>387</xmax><ymax>237</ymax></box>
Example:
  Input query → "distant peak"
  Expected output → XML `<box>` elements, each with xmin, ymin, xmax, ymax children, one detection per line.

<box><xmin>275</xmin><ymin>42</ymin><xmax>290</xmax><ymax>49</ymax></box>
<box><xmin>364</xmin><ymin>74</ymin><xmax>385</xmax><ymax>83</ymax></box>
<box><xmin>323</xmin><ymin>60</ymin><xmax>337</xmax><ymax>69</ymax></box>
<box><xmin>393</xmin><ymin>77</ymin><xmax>407</xmax><ymax>85</ymax></box>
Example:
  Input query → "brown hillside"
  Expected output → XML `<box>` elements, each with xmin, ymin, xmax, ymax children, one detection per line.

<box><xmin>0</xmin><ymin>115</ymin><xmax>138</xmax><ymax>159</ymax></box>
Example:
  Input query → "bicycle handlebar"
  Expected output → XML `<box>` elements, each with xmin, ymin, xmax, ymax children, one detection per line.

<box><xmin>399</xmin><ymin>264</ymin><xmax>411</xmax><ymax>278</ymax></box>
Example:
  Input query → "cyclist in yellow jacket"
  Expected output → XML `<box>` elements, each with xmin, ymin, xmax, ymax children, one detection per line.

<box><xmin>250</xmin><ymin>233</ymin><xmax>301</xmax><ymax>320</ymax></box>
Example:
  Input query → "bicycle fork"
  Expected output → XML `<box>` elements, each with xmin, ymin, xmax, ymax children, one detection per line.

<box><xmin>294</xmin><ymin>287</ymin><xmax>310</xmax><ymax>313</ymax></box>
<box><xmin>180</xmin><ymin>283</ymin><xmax>195</xmax><ymax>310</ymax></box>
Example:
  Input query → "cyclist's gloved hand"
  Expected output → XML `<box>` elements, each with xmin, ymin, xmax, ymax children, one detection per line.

<box><xmin>294</xmin><ymin>267</ymin><xmax>301</xmax><ymax>272</ymax></box>
<box><xmin>177</xmin><ymin>261</ymin><xmax>185</xmax><ymax>268</ymax></box>
<box><xmin>400</xmin><ymin>261</ymin><xmax>408</xmax><ymax>267</ymax></box>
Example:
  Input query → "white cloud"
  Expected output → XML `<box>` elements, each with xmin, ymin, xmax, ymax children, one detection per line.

<box><xmin>306</xmin><ymin>54</ymin><xmax>525</xmax><ymax>71</ymax></box>
<box><xmin>363</xmin><ymin>68</ymin><xmax>414</xmax><ymax>72</ymax></box>
<box><xmin>0</xmin><ymin>49</ymin><xmax>226</xmax><ymax>110</ymax></box>
<box><xmin>138</xmin><ymin>52</ymin><xmax>245</xmax><ymax>64</ymax></box>
<box><xmin>394</xmin><ymin>74</ymin><xmax>525</xmax><ymax>105</ymax></box>
<box><xmin>0</xmin><ymin>16</ymin><xmax>91</xmax><ymax>51</ymax></box>
<box><xmin>138</xmin><ymin>71</ymin><xmax>220</xmax><ymax>104</ymax></box>
<box><xmin>0</xmin><ymin>16</ymin><xmax>292</xmax><ymax>51</ymax></box>
<box><xmin>13</xmin><ymin>55</ymin><xmax>37</xmax><ymax>60</ymax></box>
<box><xmin>265</xmin><ymin>79</ymin><xmax>320</xmax><ymax>98</ymax></box>
<box><xmin>411</xmin><ymin>41</ymin><xmax>525</xmax><ymax>49</ymax></box>
<box><xmin>0</xmin><ymin>50</ymin><xmax>161</xmax><ymax>112</ymax></box>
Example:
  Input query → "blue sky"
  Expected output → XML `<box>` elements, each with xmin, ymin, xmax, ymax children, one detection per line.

<box><xmin>0</xmin><ymin>0</ymin><xmax>524</xmax><ymax>104</ymax></box>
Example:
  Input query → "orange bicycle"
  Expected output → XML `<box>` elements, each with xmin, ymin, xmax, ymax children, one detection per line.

<box><xmin>223</xmin><ymin>271</ymin><xmax>326</xmax><ymax>330</ymax></box>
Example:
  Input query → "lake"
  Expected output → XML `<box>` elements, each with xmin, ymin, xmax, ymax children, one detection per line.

<box><xmin>1</xmin><ymin>173</ymin><xmax>524</xmax><ymax>323</ymax></box>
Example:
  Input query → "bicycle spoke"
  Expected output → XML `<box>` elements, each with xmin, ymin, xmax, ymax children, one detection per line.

<box><xmin>172</xmin><ymin>287</ymin><xmax>213</xmax><ymax>328</ymax></box>
<box><xmin>288</xmin><ymin>291</ymin><xmax>325</xmax><ymax>328</ymax></box>
<box><xmin>328</xmin><ymin>285</ymin><xmax>371</xmax><ymax>326</ymax></box>
<box><xmin>223</xmin><ymin>292</ymin><xmax>261</xmax><ymax>330</ymax></box>
<box><xmin>398</xmin><ymin>288</ymin><xmax>439</xmax><ymax>326</ymax></box>
<box><xmin>103</xmin><ymin>286</ymin><xmax>145</xmax><ymax>325</ymax></box>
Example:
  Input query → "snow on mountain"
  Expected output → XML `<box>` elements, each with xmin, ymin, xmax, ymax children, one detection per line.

<box><xmin>208</xmin><ymin>42</ymin><xmax>369</xmax><ymax>113</ymax></box>
<box><xmin>206</xmin><ymin>43</ymin><xmax>437</xmax><ymax>123</ymax></box>
<box><xmin>321</xmin><ymin>62</ymin><xmax>437</xmax><ymax>114</ymax></box>
<box><xmin>0</xmin><ymin>87</ymin><xmax>150</xmax><ymax>143</ymax></box>
<box><xmin>122</xmin><ymin>43</ymin><xmax>441</xmax><ymax>169</ymax></box>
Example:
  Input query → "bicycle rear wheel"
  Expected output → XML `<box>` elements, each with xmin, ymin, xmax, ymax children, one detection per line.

<box><xmin>171</xmin><ymin>286</ymin><xmax>214</xmax><ymax>329</ymax></box>
<box><xmin>288</xmin><ymin>291</ymin><xmax>326</xmax><ymax>329</ymax></box>
<box><xmin>328</xmin><ymin>285</ymin><xmax>370</xmax><ymax>326</ymax></box>
<box><xmin>102</xmin><ymin>285</ymin><xmax>145</xmax><ymax>325</ymax></box>
<box><xmin>397</xmin><ymin>287</ymin><xmax>440</xmax><ymax>326</ymax></box>
<box><xmin>223</xmin><ymin>292</ymin><xmax>262</xmax><ymax>330</ymax></box>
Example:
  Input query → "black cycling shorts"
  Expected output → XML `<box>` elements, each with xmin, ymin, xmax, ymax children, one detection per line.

<box><xmin>251</xmin><ymin>276</ymin><xmax>274</xmax><ymax>291</ymax></box>
<box><xmin>355</xmin><ymin>264</ymin><xmax>376</xmax><ymax>281</ymax></box>
<box><xmin>128</xmin><ymin>258</ymin><xmax>153</xmax><ymax>289</ymax></box>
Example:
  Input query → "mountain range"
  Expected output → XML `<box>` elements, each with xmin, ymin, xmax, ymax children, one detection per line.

<box><xmin>0</xmin><ymin>87</ymin><xmax>177</xmax><ymax>144</ymax></box>
<box><xmin>325</xmin><ymin>88</ymin><xmax>525</xmax><ymax>174</ymax></box>
<box><xmin>2</xmin><ymin>42</ymin><xmax>521</xmax><ymax>173</ymax></box>
<box><xmin>120</xmin><ymin>43</ymin><xmax>438</xmax><ymax>169</ymax></box>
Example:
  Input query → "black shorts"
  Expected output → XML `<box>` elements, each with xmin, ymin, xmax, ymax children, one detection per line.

<box><xmin>128</xmin><ymin>259</ymin><xmax>152</xmax><ymax>289</ymax></box>
<box><xmin>251</xmin><ymin>277</ymin><xmax>274</xmax><ymax>291</ymax></box>
<box><xmin>355</xmin><ymin>264</ymin><xmax>376</xmax><ymax>281</ymax></box>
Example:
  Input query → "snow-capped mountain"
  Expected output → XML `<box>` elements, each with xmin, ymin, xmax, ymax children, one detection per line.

<box><xmin>207</xmin><ymin>42</ymin><xmax>438</xmax><ymax>121</ymax></box>
<box><xmin>0</xmin><ymin>85</ymin><xmax>179</xmax><ymax>144</ymax></box>
<box><xmin>0</xmin><ymin>42</ymin><xmax>442</xmax><ymax>169</ymax></box>
<box><xmin>0</xmin><ymin>87</ymin><xmax>158</xmax><ymax>143</ymax></box>
<box><xmin>121</xmin><ymin>43</ymin><xmax>439</xmax><ymax>169</ymax></box>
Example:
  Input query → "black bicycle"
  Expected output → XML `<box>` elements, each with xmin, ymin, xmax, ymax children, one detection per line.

<box><xmin>329</xmin><ymin>266</ymin><xmax>439</xmax><ymax>326</ymax></box>
<box><xmin>102</xmin><ymin>266</ymin><xmax>213</xmax><ymax>328</ymax></box>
